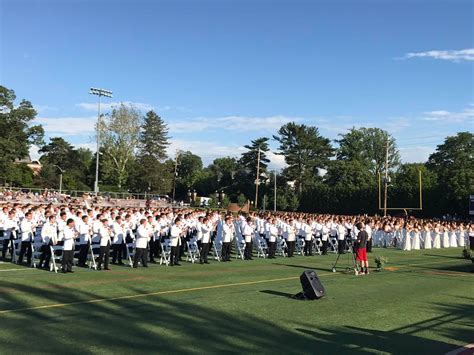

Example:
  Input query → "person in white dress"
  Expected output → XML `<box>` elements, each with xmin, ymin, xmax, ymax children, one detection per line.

<box><xmin>411</xmin><ymin>225</ymin><xmax>421</xmax><ymax>250</ymax></box>
<box><xmin>433</xmin><ymin>224</ymin><xmax>441</xmax><ymax>249</ymax></box>
<box><xmin>457</xmin><ymin>224</ymin><xmax>465</xmax><ymax>248</ymax></box>
<box><xmin>403</xmin><ymin>225</ymin><xmax>412</xmax><ymax>251</ymax></box>
<box><xmin>442</xmin><ymin>225</ymin><xmax>450</xmax><ymax>248</ymax></box>
<box><xmin>449</xmin><ymin>224</ymin><xmax>458</xmax><ymax>248</ymax></box>
<box><xmin>423</xmin><ymin>224</ymin><xmax>432</xmax><ymax>250</ymax></box>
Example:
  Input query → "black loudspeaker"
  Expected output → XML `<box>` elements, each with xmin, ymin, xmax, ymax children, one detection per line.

<box><xmin>300</xmin><ymin>270</ymin><xmax>325</xmax><ymax>300</ymax></box>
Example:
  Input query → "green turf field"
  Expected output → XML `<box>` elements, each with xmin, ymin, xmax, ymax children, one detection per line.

<box><xmin>0</xmin><ymin>248</ymin><xmax>473</xmax><ymax>354</ymax></box>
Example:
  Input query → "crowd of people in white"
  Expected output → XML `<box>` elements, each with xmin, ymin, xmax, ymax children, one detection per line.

<box><xmin>0</xmin><ymin>203</ymin><xmax>473</xmax><ymax>273</ymax></box>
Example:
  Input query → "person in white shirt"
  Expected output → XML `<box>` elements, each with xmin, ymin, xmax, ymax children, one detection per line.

<box><xmin>199</xmin><ymin>217</ymin><xmax>212</xmax><ymax>264</ymax></box>
<box><xmin>170</xmin><ymin>218</ymin><xmax>183</xmax><ymax>266</ymax></box>
<box><xmin>112</xmin><ymin>216</ymin><xmax>126</xmax><ymax>265</ymax></box>
<box><xmin>133</xmin><ymin>218</ymin><xmax>149</xmax><ymax>268</ymax></box>
<box><xmin>302</xmin><ymin>220</ymin><xmax>313</xmax><ymax>256</ymax></box>
<box><xmin>286</xmin><ymin>219</ymin><xmax>297</xmax><ymax>257</ymax></box>
<box><xmin>39</xmin><ymin>215</ymin><xmax>57</xmax><ymax>269</ymax></box>
<box><xmin>61</xmin><ymin>218</ymin><xmax>76</xmax><ymax>273</ymax></box>
<box><xmin>97</xmin><ymin>219</ymin><xmax>112</xmax><ymax>271</ymax></box>
<box><xmin>267</xmin><ymin>218</ymin><xmax>279</xmax><ymax>259</ymax></box>
<box><xmin>321</xmin><ymin>223</ymin><xmax>330</xmax><ymax>255</ymax></box>
<box><xmin>1</xmin><ymin>211</ymin><xmax>17</xmax><ymax>261</ymax></box>
<box><xmin>18</xmin><ymin>212</ymin><xmax>34</xmax><ymax>265</ymax></box>
<box><xmin>77</xmin><ymin>215</ymin><xmax>91</xmax><ymax>267</ymax></box>
<box><xmin>221</xmin><ymin>217</ymin><xmax>234</xmax><ymax>262</ymax></box>
<box><xmin>242</xmin><ymin>217</ymin><xmax>254</xmax><ymax>260</ymax></box>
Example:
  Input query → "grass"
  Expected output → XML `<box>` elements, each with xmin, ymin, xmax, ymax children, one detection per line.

<box><xmin>0</xmin><ymin>248</ymin><xmax>473</xmax><ymax>354</ymax></box>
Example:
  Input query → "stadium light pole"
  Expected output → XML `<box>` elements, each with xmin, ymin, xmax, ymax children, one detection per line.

<box><xmin>89</xmin><ymin>87</ymin><xmax>113</xmax><ymax>195</ymax></box>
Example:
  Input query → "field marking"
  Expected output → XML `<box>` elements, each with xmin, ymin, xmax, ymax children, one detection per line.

<box><xmin>0</xmin><ymin>257</ymin><xmax>470</xmax><ymax>315</ymax></box>
<box><xmin>0</xmin><ymin>268</ymin><xmax>32</xmax><ymax>272</ymax></box>
<box><xmin>0</xmin><ymin>275</ymin><xmax>325</xmax><ymax>315</ymax></box>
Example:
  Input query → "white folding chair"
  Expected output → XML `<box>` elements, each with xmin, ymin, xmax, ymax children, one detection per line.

<box><xmin>213</xmin><ymin>239</ymin><xmax>222</xmax><ymax>262</ymax></box>
<box><xmin>276</xmin><ymin>237</ymin><xmax>287</xmax><ymax>257</ymax></box>
<box><xmin>50</xmin><ymin>245</ymin><xmax>63</xmax><ymax>273</ymax></box>
<box><xmin>160</xmin><ymin>239</ymin><xmax>172</xmax><ymax>266</ymax></box>
<box><xmin>186</xmin><ymin>238</ymin><xmax>200</xmax><ymax>263</ymax></box>
<box><xmin>234</xmin><ymin>236</ymin><xmax>246</xmax><ymax>260</ymax></box>
<box><xmin>88</xmin><ymin>243</ymin><xmax>100</xmax><ymax>270</ymax></box>
<box><xmin>329</xmin><ymin>237</ymin><xmax>338</xmax><ymax>253</ymax></box>
<box><xmin>11</xmin><ymin>239</ymin><xmax>21</xmax><ymax>263</ymax></box>
<box><xmin>31</xmin><ymin>240</ymin><xmax>43</xmax><ymax>268</ymax></box>
<box><xmin>313</xmin><ymin>238</ymin><xmax>322</xmax><ymax>255</ymax></box>
<box><xmin>256</xmin><ymin>236</ymin><xmax>268</xmax><ymax>259</ymax></box>
<box><xmin>296</xmin><ymin>238</ymin><xmax>305</xmax><ymax>256</ymax></box>
<box><xmin>126</xmin><ymin>242</ymin><xmax>136</xmax><ymax>268</ymax></box>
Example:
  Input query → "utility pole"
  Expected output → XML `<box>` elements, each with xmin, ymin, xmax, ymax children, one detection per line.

<box><xmin>54</xmin><ymin>165</ymin><xmax>65</xmax><ymax>195</ymax></box>
<box><xmin>273</xmin><ymin>170</ymin><xmax>277</xmax><ymax>212</ymax></box>
<box><xmin>384</xmin><ymin>138</ymin><xmax>389</xmax><ymax>217</ymax></box>
<box><xmin>172</xmin><ymin>150</ymin><xmax>180</xmax><ymax>202</ymax></box>
<box><xmin>254</xmin><ymin>148</ymin><xmax>261</xmax><ymax>209</ymax></box>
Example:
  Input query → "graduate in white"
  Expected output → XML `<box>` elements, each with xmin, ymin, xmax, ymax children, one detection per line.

<box><xmin>133</xmin><ymin>218</ymin><xmax>149</xmax><ymax>268</ymax></box>
<box><xmin>39</xmin><ymin>215</ymin><xmax>57</xmax><ymax>269</ymax></box>
<box><xmin>199</xmin><ymin>217</ymin><xmax>212</xmax><ymax>264</ymax></box>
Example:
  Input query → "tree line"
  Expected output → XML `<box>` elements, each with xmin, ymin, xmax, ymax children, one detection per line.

<box><xmin>1</xmin><ymin>85</ymin><xmax>472</xmax><ymax>217</ymax></box>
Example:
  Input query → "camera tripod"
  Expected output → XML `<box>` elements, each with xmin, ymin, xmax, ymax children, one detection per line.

<box><xmin>331</xmin><ymin>238</ymin><xmax>360</xmax><ymax>274</ymax></box>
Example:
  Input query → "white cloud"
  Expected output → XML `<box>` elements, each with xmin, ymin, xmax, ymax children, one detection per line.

<box><xmin>168</xmin><ymin>115</ymin><xmax>300</xmax><ymax>133</ymax></box>
<box><xmin>35</xmin><ymin>116</ymin><xmax>96</xmax><ymax>135</ymax></box>
<box><xmin>399</xmin><ymin>146</ymin><xmax>434</xmax><ymax>163</ymax></box>
<box><xmin>34</xmin><ymin>104</ymin><xmax>57</xmax><ymax>113</ymax></box>
<box><xmin>76</xmin><ymin>101</ymin><xmax>155</xmax><ymax>112</ymax></box>
<box><xmin>422</xmin><ymin>107</ymin><xmax>474</xmax><ymax>123</ymax></box>
<box><xmin>401</xmin><ymin>48</ymin><xmax>474</xmax><ymax>62</ymax></box>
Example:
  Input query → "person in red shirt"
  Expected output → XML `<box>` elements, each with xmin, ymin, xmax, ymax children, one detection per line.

<box><xmin>355</xmin><ymin>222</ymin><xmax>369</xmax><ymax>275</ymax></box>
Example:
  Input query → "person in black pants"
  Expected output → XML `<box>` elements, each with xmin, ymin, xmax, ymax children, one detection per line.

<box><xmin>133</xmin><ymin>218</ymin><xmax>149</xmax><ymax>268</ymax></box>
<box><xmin>97</xmin><ymin>219</ymin><xmax>112</xmax><ymax>271</ymax></box>
<box><xmin>169</xmin><ymin>218</ymin><xmax>183</xmax><ymax>266</ymax></box>
<box><xmin>61</xmin><ymin>219</ymin><xmax>76</xmax><ymax>273</ymax></box>
<box><xmin>2</xmin><ymin>211</ymin><xmax>16</xmax><ymax>260</ymax></box>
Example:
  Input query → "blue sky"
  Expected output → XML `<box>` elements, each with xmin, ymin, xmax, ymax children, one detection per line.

<box><xmin>1</xmin><ymin>0</ymin><xmax>473</xmax><ymax>168</ymax></box>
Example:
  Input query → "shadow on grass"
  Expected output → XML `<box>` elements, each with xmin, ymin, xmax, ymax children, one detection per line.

<box><xmin>0</xmin><ymin>281</ymin><xmax>472</xmax><ymax>354</ymax></box>
<box><xmin>423</xmin><ymin>253</ymin><xmax>464</xmax><ymax>260</ymax></box>
<box><xmin>259</xmin><ymin>290</ymin><xmax>294</xmax><ymax>298</ymax></box>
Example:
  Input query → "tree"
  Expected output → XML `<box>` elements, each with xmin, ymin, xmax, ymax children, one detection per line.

<box><xmin>98</xmin><ymin>104</ymin><xmax>141</xmax><ymax>189</ymax></box>
<box><xmin>336</xmin><ymin>127</ymin><xmax>400</xmax><ymax>177</ymax></box>
<box><xmin>176</xmin><ymin>151</ymin><xmax>203</xmax><ymax>199</ymax></box>
<box><xmin>133</xmin><ymin>111</ymin><xmax>172</xmax><ymax>193</ymax></box>
<box><xmin>273</xmin><ymin>122</ymin><xmax>333</xmax><ymax>194</ymax></box>
<box><xmin>138</xmin><ymin>111</ymin><xmax>170</xmax><ymax>161</ymax></box>
<box><xmin>0</xmin><ymin>86</ymin><xmax>44</xmax><ymax>184</ymax></box>
<box><xmin>240</xmin><ymin>137</ymin><xmax>270</xmax><ymax>182</ymax></box>
<box><xmin>325</xmin><ymin>160</ymin><xmax>375</xmax><ymax>189</ymax></box>
<box><xmin>38</xmin><ymin>137</ymin><xmax>93</xmax><ymax>190</ymax></box>
<box><xmin>427</xmin><ymin>132</ymin><xmax>474</xmax><ymax>216</ymax></box>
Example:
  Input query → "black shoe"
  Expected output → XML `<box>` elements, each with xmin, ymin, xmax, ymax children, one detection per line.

<box><xmin>104</xmin><ymin>267</ymin><xmax>111</xmax><ymax>270</ymax></box>
<box><xmin>204</xmin><ymin>261</ymin><xmax>210</xmax><ymax>264</ymax></box>
<box><xmin>62</xmin><ymin>270</ymin><xmax>67</xmax><ymax>273</ymax></box>
<box><xmin>174</xmin><ymin>263</ymin><xmax>181</xmax><ymax>266</ymax></box>
<box><xmin>67</xmin><ymin>270</ymin><xmax>74</xmax><ymax>273</ymax></box>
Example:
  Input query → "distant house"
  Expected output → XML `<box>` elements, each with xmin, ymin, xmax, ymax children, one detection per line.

<box><xmin>14</xmin><ymin>155</ymin><xmax>42</xmax><ymax>176</ymax></box>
